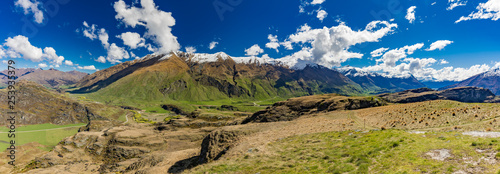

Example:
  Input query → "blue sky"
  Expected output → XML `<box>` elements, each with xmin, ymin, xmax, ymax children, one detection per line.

<box><xmin>0</xmin><ymin>0</ymin><xmax>499</xmax><ymax>81</ymax></box>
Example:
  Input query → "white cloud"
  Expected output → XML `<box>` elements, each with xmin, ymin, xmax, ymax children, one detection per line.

<box><xmin>185</xmin><ymin>46</ymin><xmax>196</xmax><ymax>53</ymax></box>
<box><xmin>114</xmin><ymin>0</ymin><xmax>180</xmax><ymax>54</ymax></box>
<box><xmin>15</xmin><ymin>0</ymin><xmax>44</xmax><ymax>24</ymax></box>
<box><xmin>284</xmin><ymin>21</ymin><xmax>397</xmax><ymax>67</ymax></box>
<box><xmin>43</xmin><ymin>47</ymin><xmax>64</xmax><ymax>65</ymax></box>
<box><xmin>38</xmin><ymin>63</ymin><xmax>48</xmax><ymax>68</ymax></box>
<box><xmin>98</xmin><ymin>28</ymin><xmax>110</xmax><ymax>48</ymax></box>
<box><xmin>456</xmin><ymin>0</ymin><xmax>500</xmax><ymax>23</ymax></box>
<box><xmin>78</xmin><ymin>65</ymin><xmax>98</xmax><ymax>71</ymax></box>
<box><xmin>406</xmin><ymin>6</ymin><xmax>417</xmax><ymax>24</ymax></box>
<box><xmin>96</xmin><ymin>56</ymin><xmax>106</xmax><ymax>63</ymax></box>
<box><xmin>431</xmin><ymin>2</ymin><xmax>437</xmax><ymax>5</ymax></box>
<box><xmin>3</xmin><ymin>35</ymin><xmax>69</xmax><ymax>66</ymax></box>
<box><xmin>209</xmin><ymin>41</ymin><xmax>219</xmax><ymax>50</ymax></box>
<box><xmin>281</xmin><ymin>41</ymin><xmax>293</xmax><ymax>50</ymax></box>
<box><xmin>311</xmin><ymin>0</ymin><xmax>325</xmax><ymax>5</ymax></box>
<box><xmin>3</xmin><ymin>35</ymin><xmax>44</xmax><ymax>62</ymax></box>
<box><xmin>245</xmin><ymin>44</ymin><xmax>264</xmax><ymax>56</ymax></box>
<box><xmin>440</xmin><ymin>59</ymin><xmax>449</xmax><ymax>64</ymax></box>
<box><xmin>117</xmin><ymin>32</ymin><xmax>146</xmax><ymax>49</ymax></box>
<box><xmin>82</xmin><ymin>21</ymin><xmax>98</xmax><ymax>40</ymax></box>
<box><xmin>81</xmin><ymin>23</ymin><xmax>130</xmax><ymax>64</ymax></box>
<box><xmin>0</xmin><ymin>48</ymin><xmax>5</xmax><ymax>58</ymax></box>
<box><xmin>447</xmin><ymin>0</ymin><xmax>467</xmax><ymax>10</ymax></box>
<box><xmin>316</xmin><ymin>9</ymin><xmax>328</xmax><ymax>21</ymax></box>
<box><xmin>376</xmin><ymin>43</ymin><xmax>424</xmax><ymax>67</ymax></box>
<box><xmin>426</xmin><ymin>40</ymin><xmax>453</xmax><ymax>51</ymax></box>
<box><xmin>265</xmin><ymin>35</ymin><xmax>280</xmax><ymax>52</ymax></box>
<box><xmin>370</xmin><ymin>47</ymin><xmax>389</xmax><ymax>57</ymax></box>
<box><xmin>2</xmin><ymin>60</ymin><xmax>8</xmax><ymax>64</ymax></box>
<box><xmin>64</xmin><ymin>60</ymin><xmax>73</xmax><ymax>66</ymax></box>
<box><xmin>106</xmin><ymin>43</ymin><xmax>130</xmax><ymax>64</ymax></box>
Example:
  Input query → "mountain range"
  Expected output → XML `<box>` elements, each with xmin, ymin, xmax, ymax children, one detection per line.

<box><xmin>337</xmin><ymin>66</ymin><xmax>426</xmax><ymax>94</ymax></box>
<box><xmin>440</xmin><ymin>68</ymin><xmax>500</xmax><ymax>95</ymax></box>
<box><xmin>0</xmin><ymin>68</ymin><xmax>87</xmax><ymax>88</ymax></box>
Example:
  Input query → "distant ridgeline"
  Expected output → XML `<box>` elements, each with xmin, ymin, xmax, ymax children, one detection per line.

<box><xmin>73</xmin><ymin>52</ymin><xmax>431</xmax><ymax>103</ymax></box>
<box><xmin>0</xmin><ymin>68</ymin><xmax>88</xmax><ymax>88</ymax></box>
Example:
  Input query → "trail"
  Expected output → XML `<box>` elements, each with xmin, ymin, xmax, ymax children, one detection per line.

<box><xmin>0</xmin><ymin>125</ymin><xmax>84</xmax><ymax>133</ymax></box>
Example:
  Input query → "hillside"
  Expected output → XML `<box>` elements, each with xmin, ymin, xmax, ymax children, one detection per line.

<box><xmin>0</xmin><ymin>68</ymin><xmax>87</xmax><ymax>88</ymax></box>
<box><xmin>440</xmin><ymin>68</ymin><xmax>500</xmax><ymax>95</ymax></box>
<box><xmin>0</xmin><ymin>81</ymin><xmax>126</xmax><ymax>125</ymax></box>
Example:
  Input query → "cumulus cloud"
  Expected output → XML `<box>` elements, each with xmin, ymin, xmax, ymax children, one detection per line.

<box><xmin>114</xmin><ymin>0</ymin><xmax>180</xmax><ymax>54</ymax></box>
<box><xmin>107</xmin><ymin>43</ymin><xmax>130</xmax><ymax>64</ymax></box>
<box><xmin>2</xmin><ymin>35</ymin><xmax>67</xmax><ymax>66</ymax></box>
<box><xmin>376</xmin><ymin>43</ymin><xmax>424</xmax><ymax>67</ymax></box>
<box><xmin>96</xmin><ymin>56</ymin><xmax>106</xmax><ymax>63</ymax></box>
<box><xmin>78</xmin><ymin>65</ymin><xmax>98</xmax><ymax>71</ymax></box>
<box><xmin>456</xmin><ymin>0</ymin><xmax>500</xmax><ymax>23</ymax></box>
<box><xmin>360</xmin><ymin>43</ymin><xmax>498</xmax><ymax>82</ymax></box>
<box><xmin>38</xmin><ymin>63</ymin><xmax>48</xmax><ymax>68</ymax></box>
<box><xmin>43</xmin><ymin>47</ymin><xmax>65</xmax><ymax>65</ymax></box>
<box><xmin>98</xmin><ymin>28</ymin><xmax>110</xmax><ymax>48</ymax></box>
<box><xmin>81</xmin><ymin>22</ymin><xmax>130</xmax><ymax>64</ymax></box>
<box><xmin>283</xmin><ymin>21</ymin><xmax>397</xmax><ymax>67</ymax></box>
<box><xmin>426</xmin><ymin>40</ymin><xmax>453</xmax><ymax>51</ymax></box>
<box><xmin>3</xmin><ymin>35</ymin><xmax>44</xmax><ymax>62</ymax></box>
<box><xmin>245</xmin><ymin>44</ymin><xmax>264</xmax><ymax>56</ymax></box>
<box><xmin>117</xmin><ymin>32</ymin><xmax>146</xmax><ymax>49</ymax></box>
<box><xmin>64</xmin><ymin>60</ymin><xmax>73</xmax><ymax>66</ymax></box>
<box><xmin>406</xmin><ymin>6</ymin><xmax>417</xmax><ymax>24</ymax></box>
<box><xmin>370</xmin><ymin>47</ymin><xmax>389</xmax><ymax>57</ymax></box>
<box><xmin>316</xmin><ymin>9</ymin><xmax>328</xmax><ymax>21</ymax></box>
<box><xmin>265</xmin><ymin>35</ymin><xmax>280</xmax><ymax>52</ymax></box>
<box><xmin>447</xmin><ymin>0</ymin><xmax>467</xmax><ymax>10</ymax></box>
<box><xmin>311</xmin><ymin>0</ymin><xmax>325</xmax><ymax>5</ymax></box>
<box><xmin>82</xmin><ymin>21</ymin><xmax>97</xmax><ymax>40</ymax></box>
<box><xmin>185</xmin><ymin>46</ymin><xmax>196</xmax><ymax>53</ymax></box>
<box><xmin>15</xmin><ymin>0</ymin><xmax>44</xmax><ymax>24</ymax></box>
<box><xmin>209</xmin><ymin>41</ymin><xmax>218</xmax><ymax>50</ymax></box>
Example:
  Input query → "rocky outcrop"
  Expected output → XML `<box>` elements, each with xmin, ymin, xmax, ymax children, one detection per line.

<box><xmin>198</xmin><ymin>130</ymin><xmax>248</xmax><ymax>163</ymax></box>
<box><xmin>242</xmin><ymin>94</ymin><xmax>386</xmax><ymax>123</ymax></box>
<box><xmin>378</xmin><ymin>87</ymin><xmax>496</xmax><ymax>103</ymax></box>
<box><xmin>25</xmin><ymin>126</ymin><xmax>168</xmax><ymax>173</ymax></box>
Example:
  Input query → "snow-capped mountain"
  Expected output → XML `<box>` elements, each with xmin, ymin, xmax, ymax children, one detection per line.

<box><xmin>337</xmin><ymin>66</ymin><xmax>426</xmax><ymax>93</ymax></box>
<box><xmin>440</xmin><ymin>68</ymin><xmax>500</xmax><ymax>95</ymax></box>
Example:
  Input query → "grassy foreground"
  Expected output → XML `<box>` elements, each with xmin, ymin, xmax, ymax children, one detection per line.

<box><xmin>0</xmin><ymin>123</ymin><xmax>86</xmax><ymax>151</ymax></box>
<box><xmin>191</xmin><ymin>129</ymin><xmax>500</xmax><ymax>174</ymax></box>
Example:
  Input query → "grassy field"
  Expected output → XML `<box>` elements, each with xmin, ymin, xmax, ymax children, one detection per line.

<box><xmin>191</xmin><ymin>129</ymin><xmax>500</xmax><ymax>174</ymax></box>
<box><xmin>0</xmin><ymin>123</ymin><xmax>86</xmax><ymax>151</ymax></box>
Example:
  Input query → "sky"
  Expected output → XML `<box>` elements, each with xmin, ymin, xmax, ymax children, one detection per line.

<box><xmin>0</xmin><ymin>0</ymin><xmax>499</xmax><ymax>82</ymax></box>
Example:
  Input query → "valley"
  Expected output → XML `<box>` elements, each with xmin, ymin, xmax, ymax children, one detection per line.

<box><xmin>1</xmin><ymin>53</ymin><xmax>500</xmax><ymax>174</ymax></box>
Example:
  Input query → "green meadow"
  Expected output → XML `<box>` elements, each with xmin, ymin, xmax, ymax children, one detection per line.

<box><xmin>0</xmin><ymin>123</ymin><xmax>86</xmax><ymax>151</ymax></box>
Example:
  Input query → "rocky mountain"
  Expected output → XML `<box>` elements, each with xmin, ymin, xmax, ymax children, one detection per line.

<box><xmin>337</xmin><ymin>66</ymin><xmax>426</xmax><ymax>94</ymax></box>
<box><xmin>0</xmin><ymin>81</ymin><xmax>125</xmax><ymax>125</ymax></box>
<box><xmin>440</xmin><ymin>68</ymin><xmax>500</xmax><ymax>95</ymax></box>
<box><xmin>0</xmin><ymin>68</ymin><xmax>88</xmax><ymax>88</ymax></box>
<box><xmin>378</xmin><ymin>86</ymin><xmax>497</xmax><ymax>103</ymax></box>
<box><xmin>74</xmin><ymin>52</ymin><xmax>364</xmax><ymax>104</ymax></box>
